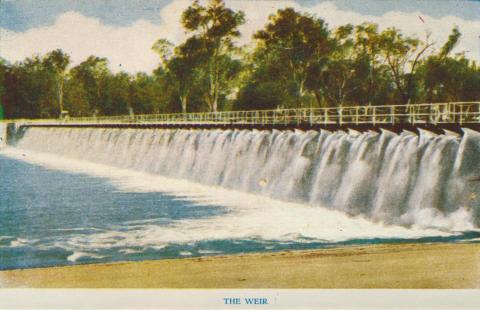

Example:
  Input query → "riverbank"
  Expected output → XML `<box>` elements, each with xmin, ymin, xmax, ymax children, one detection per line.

<box><xmin>1</xmin><ymin>243</ymin><xmax>479</xmax><ymax>288</ymax></box>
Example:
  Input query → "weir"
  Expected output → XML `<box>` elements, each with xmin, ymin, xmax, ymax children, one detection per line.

<box><xmin>9</xmin><ymin>125</ymin><xmax>480</xmax><ymax>229</ymax></box>
<box><xmin>2</xmin><ymin>101</ymin><xmax>480</xmax><ymax>230</ymax></box>
<box><xmin>0</xmin><ymin>122</ymin><xmax>6</xmax><ymax>147</ymax></box>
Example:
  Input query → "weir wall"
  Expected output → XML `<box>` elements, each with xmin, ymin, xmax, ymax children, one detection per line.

<box><xmin>10</xmin><ymin>121</ymin><xmax>480</xmax><ymax>136</ymax></box>
<box><xmin>12</xmin><ymin>122</ymin><xmax>480</xmax><ymax>228</ymax></box>
<box><xmin>0</xmin><ymin>122</ymin><xmax>6</xmax><ymax>147</ymax></box>
<box><xmin>3</xmin><ymin>121</ymin><xmax>480</xmax><ymax>149</ymax></box>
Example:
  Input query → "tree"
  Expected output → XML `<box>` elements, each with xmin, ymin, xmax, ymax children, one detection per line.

<box><xmin>101</xmin><ymin>72</ymin><xmax>131</xmax><ymax>115</ymax></box>
<box><xmin>181</xmin><ymin>0</ymin><xmax>245</xmax><ymax>112</ymax></box>
<box><xmin>152</xmin><ymin>38</ymin><xmax>204</xmax><ymax>113</ymax></box>
<box><xmin>69</xmin><ymin>56</ymin><xmax>110</xmax><ymax>115</ymax></box>
<box><xmin>305</xmin><ymin>24</ymin><xmax>357</xmax><ymax>106</ymax></box>
<box><xmin>351</xmin><ymin>23</ymin><xmax>393</xmax><ymax>106</ymax></box>
<box><xmin>419</xmin><ymin>28</ymin><xmax>480</xmax><ymax>103</ymax></box>
<box><xmin>63</xmin><ymin>78</ymin><xmax>90</xmax><ymax>116</ymax></box>
<box><xmin>152</xmin><ymin>38</ymin><xmax>174</xmax><ymax>63</ymax></box>
<box><xmin>377</xmin><ymin>28</ymin><xmax>434</xmax><ymax>104</ymax></box>
<box><xmin>44</xmin><ymin>49</ymin><xmax>70</xmax><ymax>116</ymax></box>
<box><xmin>254</xmin><ymin>8</ymin><xmax>332</xmax><ymax>102</ymax></box>
<box><xmin>3</xmin><ymin>56</ymin><xmax>56</xmax><ymax>118</ymax></box>
<box><xmin>234</xmin><ymin>45</ymin><xmax>299</xmax><ymax>110</ymax></box>
<box><xmin>438</xmin><ymin>26</ymin><xmax>461</xmax><ymax>59</ymax></box>
<box><xmin>130</xmin><ymin>73</ymin><xmax>164</xmax><ymax>114</ymax></box>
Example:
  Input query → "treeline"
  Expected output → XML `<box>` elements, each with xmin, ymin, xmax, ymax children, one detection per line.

<box><xmin>1</xmin><ymin>0</ymin><xmax>479</xmax><ymax>119</ymax></box>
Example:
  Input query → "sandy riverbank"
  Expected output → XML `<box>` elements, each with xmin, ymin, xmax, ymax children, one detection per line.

<box><xmin>1</xmin><ymin>243</ymin><xmax>479</xmax><ymax>288</ymax></box>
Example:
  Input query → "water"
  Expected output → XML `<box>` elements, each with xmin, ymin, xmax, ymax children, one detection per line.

<box><xmin>0</xmin><ymin>122</ymin><xmax>6</xmax><ymax>147</ymax></box>
<box><xmin>1</xmin><ymin>127</ymin><xmax>479</xmax><ymax>270</ymax></box>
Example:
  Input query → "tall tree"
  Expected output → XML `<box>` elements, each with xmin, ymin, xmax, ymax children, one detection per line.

<box><xmin>377</xmin><ymin>28</ymin><xmax>434</xmax><ymax>104</ymax></box>
<box><xmin>305</xmin><ymin>24</ymin><xmax>357</xmax><ymax>106</ymax></box>
<box><xmin>254</xmin><ymin>8</ymin><xmax>332</xmax><ymax>102</ymax></box>
<box><xmin>153</xmin><ymin>38</ymin><xmax>203</xmax><ymax>113</ymax></box>
<box><xmin>44</xmin><ymin>49</ymin><xmax>70</xmax><ymax>116</ymax></box>
<box><xmin>419</xmin><ymin>27</ymin><xmax>480</xmax><ymax>102</ymax></box>
<box><xmin>69</xmin><ymin>56</ymin><xmax>110</xmax><ymax>115</ymax></box>
<box><xmin>129</xmin><ymin>73</ymin><xmax>162</xmax><ymax>114</ymax></box>
<box><xmin>438</xmin><ymin>26</ymin><xmax>461</xmax><ymax>59</ymax></box>
<box><xmin>3</xmin><ymin>56</ymin><xmax>56</xmax><ymax>118</ymax></box>
<box><xmin>181</xmin><ymin>0</ymin><xmax>245</xmax><ymax>112</ymax></box>
<box><xmin>352</xmin><ymin>23</ymin><xmax>391</xmax><ymax>106</ymax></box>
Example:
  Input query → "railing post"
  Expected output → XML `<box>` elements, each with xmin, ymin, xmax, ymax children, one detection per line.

<box><xmin>372</xmin><ymin>106</ymin><xmax>376</xmax><ymax>125</ymax></box>
<box><xmin>391</xmin><ymin>106</ymin><xmax>395</xmax><ymax>125</ymax></box>
<box><xmin>409</xmin><ymin>105</ymin><xmax>415</xmax><ymax>124</ymax></box>
<box><xmin>449</xmin><ymin>102</ymin><xmax>454</xmax><ymax>123</ymax></box>
<box><xmin>355</xmin><ymin>106</ymin><xmax>359</xmax><ymax>125</ymax></box>
<box><xmin>460</xmin><ymin>104</ymin><xmax>464</xmax><ymax>125</ymax></box>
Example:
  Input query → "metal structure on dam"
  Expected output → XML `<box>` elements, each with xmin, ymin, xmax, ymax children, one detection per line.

<box><xmin>2</xmin><ymin>101</ymin><xmax>480</xmax><ymax>135</ymax></box>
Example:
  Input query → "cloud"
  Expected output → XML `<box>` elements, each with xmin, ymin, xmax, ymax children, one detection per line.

<box><xmin>0</xmin><ymin>0</ymin><xmax>478</xmax><ymax>74</ymax></box>
<box><xmin>304</xmin><ymin>2</ymin><xmax>480</xmax><ymax>60</ymax></box>
<box><xmin>0</xmin><ymin>11</ymin><xmax>177</xmax><ymax>73</ymax></box>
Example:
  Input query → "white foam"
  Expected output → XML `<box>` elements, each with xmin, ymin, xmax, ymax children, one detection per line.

<box><xmin>0</xmin><ymin>146</ymin><xmax>461</xmax><ymax>254</ymax></box>
<box><xmin>67</xmin><ymin>251</ymin><xmax>104</xmax><ymax>262</ymax></box>
<box><xmin>9</xmin><ymin>238</ymin><xmax>29</xmax><ymax>248</ymax></box>
<box><xmin>198</xmin><ymin>250</ymin><xmax>223</xmax><ymax>254</ymax></box>
<box><xmin>50</xmin><ymin>227</ymin><xmax>103</xmax><ymax>232</ymax></box>
<box><xmin>118</xmin><ymin>248</ymin><xmax>145</xmax><ymax>255</ymax></box>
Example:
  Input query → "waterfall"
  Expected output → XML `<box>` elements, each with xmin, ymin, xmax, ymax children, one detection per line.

<box><xmin>0</xmin><ymin>122</ymin><xmax>7</xmax><ymax>147</ymax></box>
<box><xmin>14</xmin><ymin>127</ymin><xmax>480</xmax><ymax>228</ymax></box>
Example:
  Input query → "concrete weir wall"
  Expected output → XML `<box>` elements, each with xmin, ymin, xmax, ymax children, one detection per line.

<box><xmin>4</xmin><ymin>119</ymin><xmax>480</xmax><ymax>147</ymax></box>
<box><xmin>6</xmin><ymin>122</ymin><xmax>29</xmax><ymax>146</ymax></box>
<box><xmin>0</xmin><ymin>122</ymin><xmax>28</xmax><ymax>146</ymax></box>
<box><xmin>22</xmin><ymin>122</ymin><xmax>480</xmax><ymax>135</ymax></box>
<box><xmin>0</xmin><ymin>122</ymin><xmax>7</xmax><ymax>147</ymax></box>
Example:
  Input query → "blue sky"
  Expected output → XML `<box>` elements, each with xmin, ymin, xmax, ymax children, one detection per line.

<box><xmin>1</xmin><ymin>0</ymin><xmax>479</xmax><ymax>73</ymax></box>
<box><xmin>2</xmin><ymin>0</ymin><xmax>479</xmax><ymax>31</ymax></box>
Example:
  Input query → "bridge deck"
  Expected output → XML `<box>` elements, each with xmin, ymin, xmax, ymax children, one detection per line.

<box><xmin>2</xmin><ymin>102</ymin><xmax>480</xmax><ymax>134</ymax></box>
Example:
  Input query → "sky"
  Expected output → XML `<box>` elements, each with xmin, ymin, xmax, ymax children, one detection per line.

<box><xmin>1</xmin><ymin>0</ymin><xmax>479</xmax><ymax>73</ymax></box>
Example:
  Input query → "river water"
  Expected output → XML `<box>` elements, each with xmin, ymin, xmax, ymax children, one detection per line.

<box><xmin>0</xmin><ymin>127</ymin><xmax>479</xmax><ymax>270</ymax></box>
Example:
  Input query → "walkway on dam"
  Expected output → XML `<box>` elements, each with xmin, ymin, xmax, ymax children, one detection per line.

<box><xmin>4</xmin><ymin>101</ymin><xmax>480</xmax><ymax>134</ymax></box>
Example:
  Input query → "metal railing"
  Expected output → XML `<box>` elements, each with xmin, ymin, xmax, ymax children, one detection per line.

<box><xmin>2</xmin><ymin>102</ymin><xmax>480</xmax><ymax>127</ymax></box>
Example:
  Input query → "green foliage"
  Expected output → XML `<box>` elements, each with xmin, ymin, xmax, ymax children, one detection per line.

<box><xmin>44</xmin><ymin>49</ymin><xmax>70</xmax><ymax>114</ymax></box>
<box><xmin>254</xmin><ymin>8</ymin><xmax>332</xmax><ymax>99</ymax></box>
<box><xmin>180</xmin><ymin>0</ymin><xmax>245</xmax><ymax>112</ymax></box>
<box><xmin>0</xmin><ymin>4</ymin><xmax>478</xmax><ymax>119</ymax></box>
<box><xmin>3</xmin><ymin>56</ymin><xmax>57</xmax><ymax>118</ymax></box>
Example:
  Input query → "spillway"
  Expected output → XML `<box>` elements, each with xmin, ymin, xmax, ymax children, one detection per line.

<box><xmin>13</xmin><ymin>127</ymin><xmax>480</xmax><ymax>229</ymax></box>
<box><xmin>0</xmin><ymin>122</ymin><xmax>7</xmax><ymax>147</ymax></box>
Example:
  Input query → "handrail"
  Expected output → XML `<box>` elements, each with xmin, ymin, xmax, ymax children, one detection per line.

<box><xmin>2</xmin><ymin>102</ymin><xmax>479</xmax><ymax>126</ymax></box>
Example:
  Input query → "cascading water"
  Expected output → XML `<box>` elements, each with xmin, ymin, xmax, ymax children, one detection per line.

<box><xmin>0</xmin><ymin>123</ymin><xmax>7</xmax><ymax>147</ymax></box>
<box><xmin>14</xmin><ymin>127</ymin><xmax>480</xmax><ymax>229</ymax></box>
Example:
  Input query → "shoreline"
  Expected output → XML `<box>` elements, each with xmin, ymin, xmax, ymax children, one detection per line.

<box><xmin>1</xmin><ymin>242</ymin><xmax>479</xmax><ymax>288</ymax></box>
